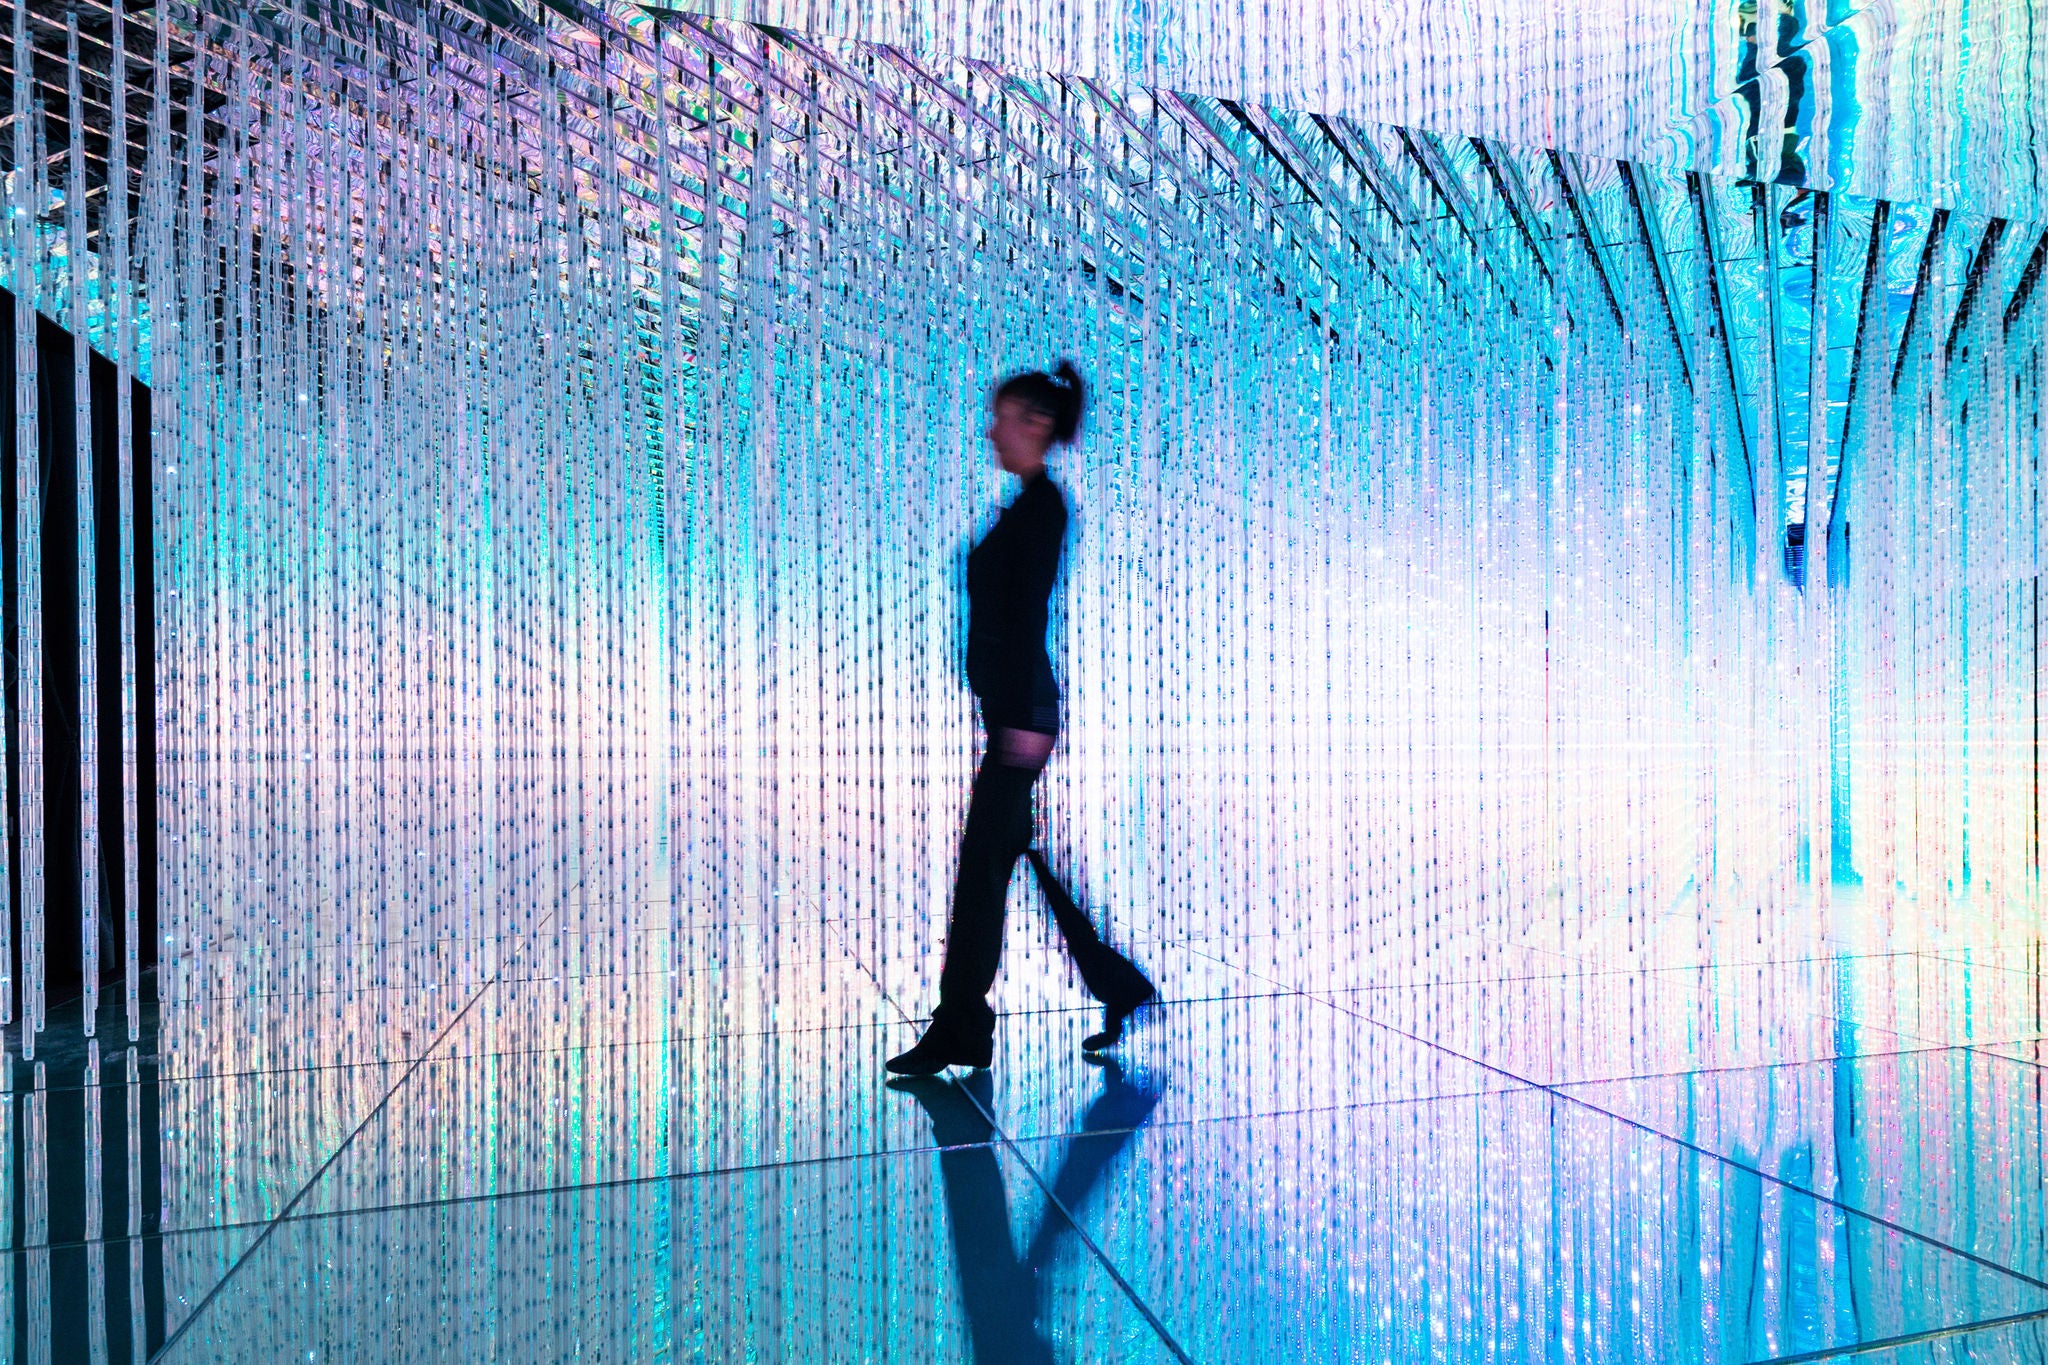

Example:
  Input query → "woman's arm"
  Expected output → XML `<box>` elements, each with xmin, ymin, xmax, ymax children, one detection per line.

<box><xmin>980</xmin><ymin>480</ymin><xmax>1068</xmax><ymax>739</ymax></box>
<box><xmin>1007</xmin><ymin>481</ymin><xmax>1067</xmax><ymax>609</ymax></box>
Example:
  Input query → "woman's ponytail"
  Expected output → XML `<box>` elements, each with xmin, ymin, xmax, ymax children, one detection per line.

<box><xmin>1049</xmin><ymin>359</ymin><xmax>1087</xmax><ymax>445</ymax></box>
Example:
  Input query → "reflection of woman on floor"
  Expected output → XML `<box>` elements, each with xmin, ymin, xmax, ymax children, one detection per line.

<box><xmin>888</xmin><ymin>1062</ymin><xmax>1164</xmax><ymax>1359</ymax></box>
<box><xmin>887</xmin><ymin>362</ymin><xmax>1155</xmax><ymax>1077</ymax></box>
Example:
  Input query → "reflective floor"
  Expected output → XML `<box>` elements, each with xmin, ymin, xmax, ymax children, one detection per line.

<box><xmin>14</xmin><ymin>904</ymin><xmax>2048</xmax><ymax>1362</ymax></box>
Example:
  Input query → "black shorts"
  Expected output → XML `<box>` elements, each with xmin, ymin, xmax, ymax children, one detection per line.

<box><xmin>977</xmin><ymin>695</ymin><xmax>1060</xmax><ymax>739</ymax></box>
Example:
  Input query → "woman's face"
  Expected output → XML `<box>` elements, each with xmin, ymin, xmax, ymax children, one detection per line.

<box><xmin>986</xmin><ymin>396</ymin><xmax>1055</xmax><ymax>475</ymax></box>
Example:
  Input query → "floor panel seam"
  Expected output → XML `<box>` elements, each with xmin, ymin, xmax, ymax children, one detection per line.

<box><xmin>148</xmin><ymin>907</ymin><xmax>560</xmax><ymax>1360</ymax></box>
<box><xmin>1313</xmin><ymin>994</ymin><xmax>2048</xmax><ymax>1295</ymax></box>
<box><xmin>837</xmin><ymin>916</ymin><xmax>1206</xmax><ymax>1360</ymax></box>
<box><xmin>1179</xmin><ymin>934</ymin><xmax>2048</xmax><ymax>1292</ymax></box>
<box><xmin>959</xmin><ymin>1071</ymin><xmax>1200</xmax><ymax>1364</ymax></box>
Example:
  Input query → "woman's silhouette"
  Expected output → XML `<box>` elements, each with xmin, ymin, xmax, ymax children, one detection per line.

<box><xmin>886</xmin><ymin>362</ymin><xmax>1155</xmax><ymax>1076</ymax></box>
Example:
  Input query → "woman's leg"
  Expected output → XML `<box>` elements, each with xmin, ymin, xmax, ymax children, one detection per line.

<box><xmin>928</xmin><ymin>752</ymin><xmax>1041</xmax><ymax>1048</ymax></box>
<box><xmin>889</xmin><ymin>738</ymin><xmax>1041</xmax><ymax>1073</ymax></box>
<box><xmin>1024</xmin><ymin>849</ymin><xmax>1154</xmax><ymax>1010</ymax></box>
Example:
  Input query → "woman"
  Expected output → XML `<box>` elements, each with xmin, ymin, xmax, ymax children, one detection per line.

<box><xmin>886</xmin><ymin>361</ymin><xmax>1155</xmax><ymax>1076</ymax></box>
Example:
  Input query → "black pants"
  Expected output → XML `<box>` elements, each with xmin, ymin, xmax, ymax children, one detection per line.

<box><xmin>929</xmin><ymin>745</ymin><xmax>1151</xmax><ymax>1045</ymax></box>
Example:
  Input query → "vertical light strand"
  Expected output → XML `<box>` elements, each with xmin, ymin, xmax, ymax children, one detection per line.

<box><xmin>108</xmin><ymin>0</ymin><xmax>143</xmax><ymax>1042</ymax></box>
<box><xmin>24</xmin><ymin>1066</ymin><xmax>46</xmax><ymax>1350</ymax></box>
<box><xmin>123</xmin><ymin>1043</ymin><xmax>143</xmax><ymax>1355</ymax></box>
<box><xmin>67</xmin><ymin>10</ymin><xmax>101</xmax><ymax>1036</ymax></box>
<box><xmin>0</xmin><ymin>0</ymin><xmax>19</xmax><ymax>1042</ymax></box>
<box><xmin>83</xmin><ymin>1040</ymin><xmax>106</xmax><ymax>1359</ymax></box>
<box><xmin>12</xmin><ymin>0</ymin><xmax>43</xmax><ymax>1059</ymax></box>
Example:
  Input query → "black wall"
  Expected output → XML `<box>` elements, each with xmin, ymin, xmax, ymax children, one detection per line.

<box><xmin>0</xmin><ymin>290</ymin><xmax>156</xmax><ymax>1009</ymax></box>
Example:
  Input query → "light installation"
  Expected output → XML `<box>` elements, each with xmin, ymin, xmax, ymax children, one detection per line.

<box><xmin>0</xmin><ymin>0</ymin><xmax>2040</xmax><ymax>1358</ymax></box>
<box><xmin>704</xmin><ymin>0</ymin><xmax>2048</xmax><ymax>222</ymax></box>
<box><xmin>14</xmin><ymin>0</ymin><xmax>2019</xmax><ymax>1018</ymax></box>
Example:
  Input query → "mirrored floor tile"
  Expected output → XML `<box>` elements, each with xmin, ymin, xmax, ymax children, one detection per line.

<box><xmin>288</xmin><ymin>1017</ymin><xmax>930</xmax><ymax>1216</ymax></box>
<box><xmin>1645</xmin><ymin>956</ymin><xmax>1943</xmax><ymax>1071</ymax></box>
<box><xmin>1980</xmin><ymin>1037</ymin><xmax>2048</xmax><ymax>1068</ymax></box>
<box><xmin>161</xmin><ymin>1143</ymin><xmax>1172</xmax><ymax>1364</ymax></box>
<box><xmin>1559</xmin><ymin>1046</ymin><xmax>2048</xmax><ymax>1283</ymax></box>
<box><xmin>970</xmin><ymin>993</ymin><xmax>1521</xmax><ymax>1140</ymax></box>
<box><xmin>1821</xmin><ymin>954</ymin><xmax>2046</xmax><ymax>1049</ymax></box>
<box><xmin>435</xmin><ymin>947</ymin><xmax>898</xmax><ymax>1059</ymax></box>
<box><xmin>152</xmin><ymin>981</ymin><xmax>486</xmax><ymax>1077</ymax></box>
<box><xmin>5</xmin><ymin>1053</ymin><xmax>401</xmax><ymax>1246</ymax></box>
<box><xmin>22</xmin><ymin>1221</ymin><xmax>263</xmax><ymax>1362</ymax></box>
<box><xmin>1805</xmin><ymin>1314</ymin><xmax>2048</xmax><ymax>1362</ymax></box>
<box><xmin>1333</xmin><ymin>956</ymin><xmax>1951</xmax><ymax>1084</ymax></box>
<box><xmin>1328</xmin><ymin>969</ymin><xmax>1705</xmax><ymax>1083</ymax></box>
<box><xmin>1928</xmin><ymin>941</ymin><xmax>2048</xmax><ymax>976</ymax></box>
<box><xmin>1167</xmin><ymin>929</ymin><xmax>1583</xmax><ymax>994</ymax></box>
<box><xmin>1007</xmin><ymin>1088</ymin><xmax>2048</xmax><ymax>1363</ymax></box>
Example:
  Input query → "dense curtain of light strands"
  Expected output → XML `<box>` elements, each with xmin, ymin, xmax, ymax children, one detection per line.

<box><xmin>701</xmin><ymin>0</ymin><xmax>2048</xmax><ymax>224</ymax></box>
<box><xmin>0</xmin><ymin>0</ymin><xmax>2036</xmax><ymax>1066</ymax></box>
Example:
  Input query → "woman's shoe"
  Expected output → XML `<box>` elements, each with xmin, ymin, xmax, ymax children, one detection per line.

<box><xmin>1081</xmin><ymin>986</ymin><xmax>1155</xmax><ymax>1053</ymax></box>
<box><xmin>885</xmin><ymin>1024</ymin><xmax>994</xmax><ymax>1076</ymax></box>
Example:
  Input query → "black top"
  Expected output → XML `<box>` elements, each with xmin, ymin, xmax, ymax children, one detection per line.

<box><xmin>965</xmin><ymin>471</ymin><xmax>1067</xmax><ymax>734</ymax></box>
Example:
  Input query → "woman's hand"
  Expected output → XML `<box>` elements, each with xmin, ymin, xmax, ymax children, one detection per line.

<box><xmin>992</xmin><ymin>726</ymin><xmax>1054</xmax><ymax>768</ymax></box>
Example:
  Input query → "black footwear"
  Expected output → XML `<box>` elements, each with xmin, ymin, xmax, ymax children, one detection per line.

<box><xmin>885</xmin><ymin>1025</ymin><xmax>994</xmax><ymax>1076</ymax></box>
<box><xmin>1081</xmin><ymin>986</ymin><xmax>1155</xmax><ymax>1053</ymax></box>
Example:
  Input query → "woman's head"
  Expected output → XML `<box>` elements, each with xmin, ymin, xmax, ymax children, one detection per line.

<box><xmin>987</xmin><ymin>360</ymin><xmax>1087</xmax><ymax>475</ymax></box>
